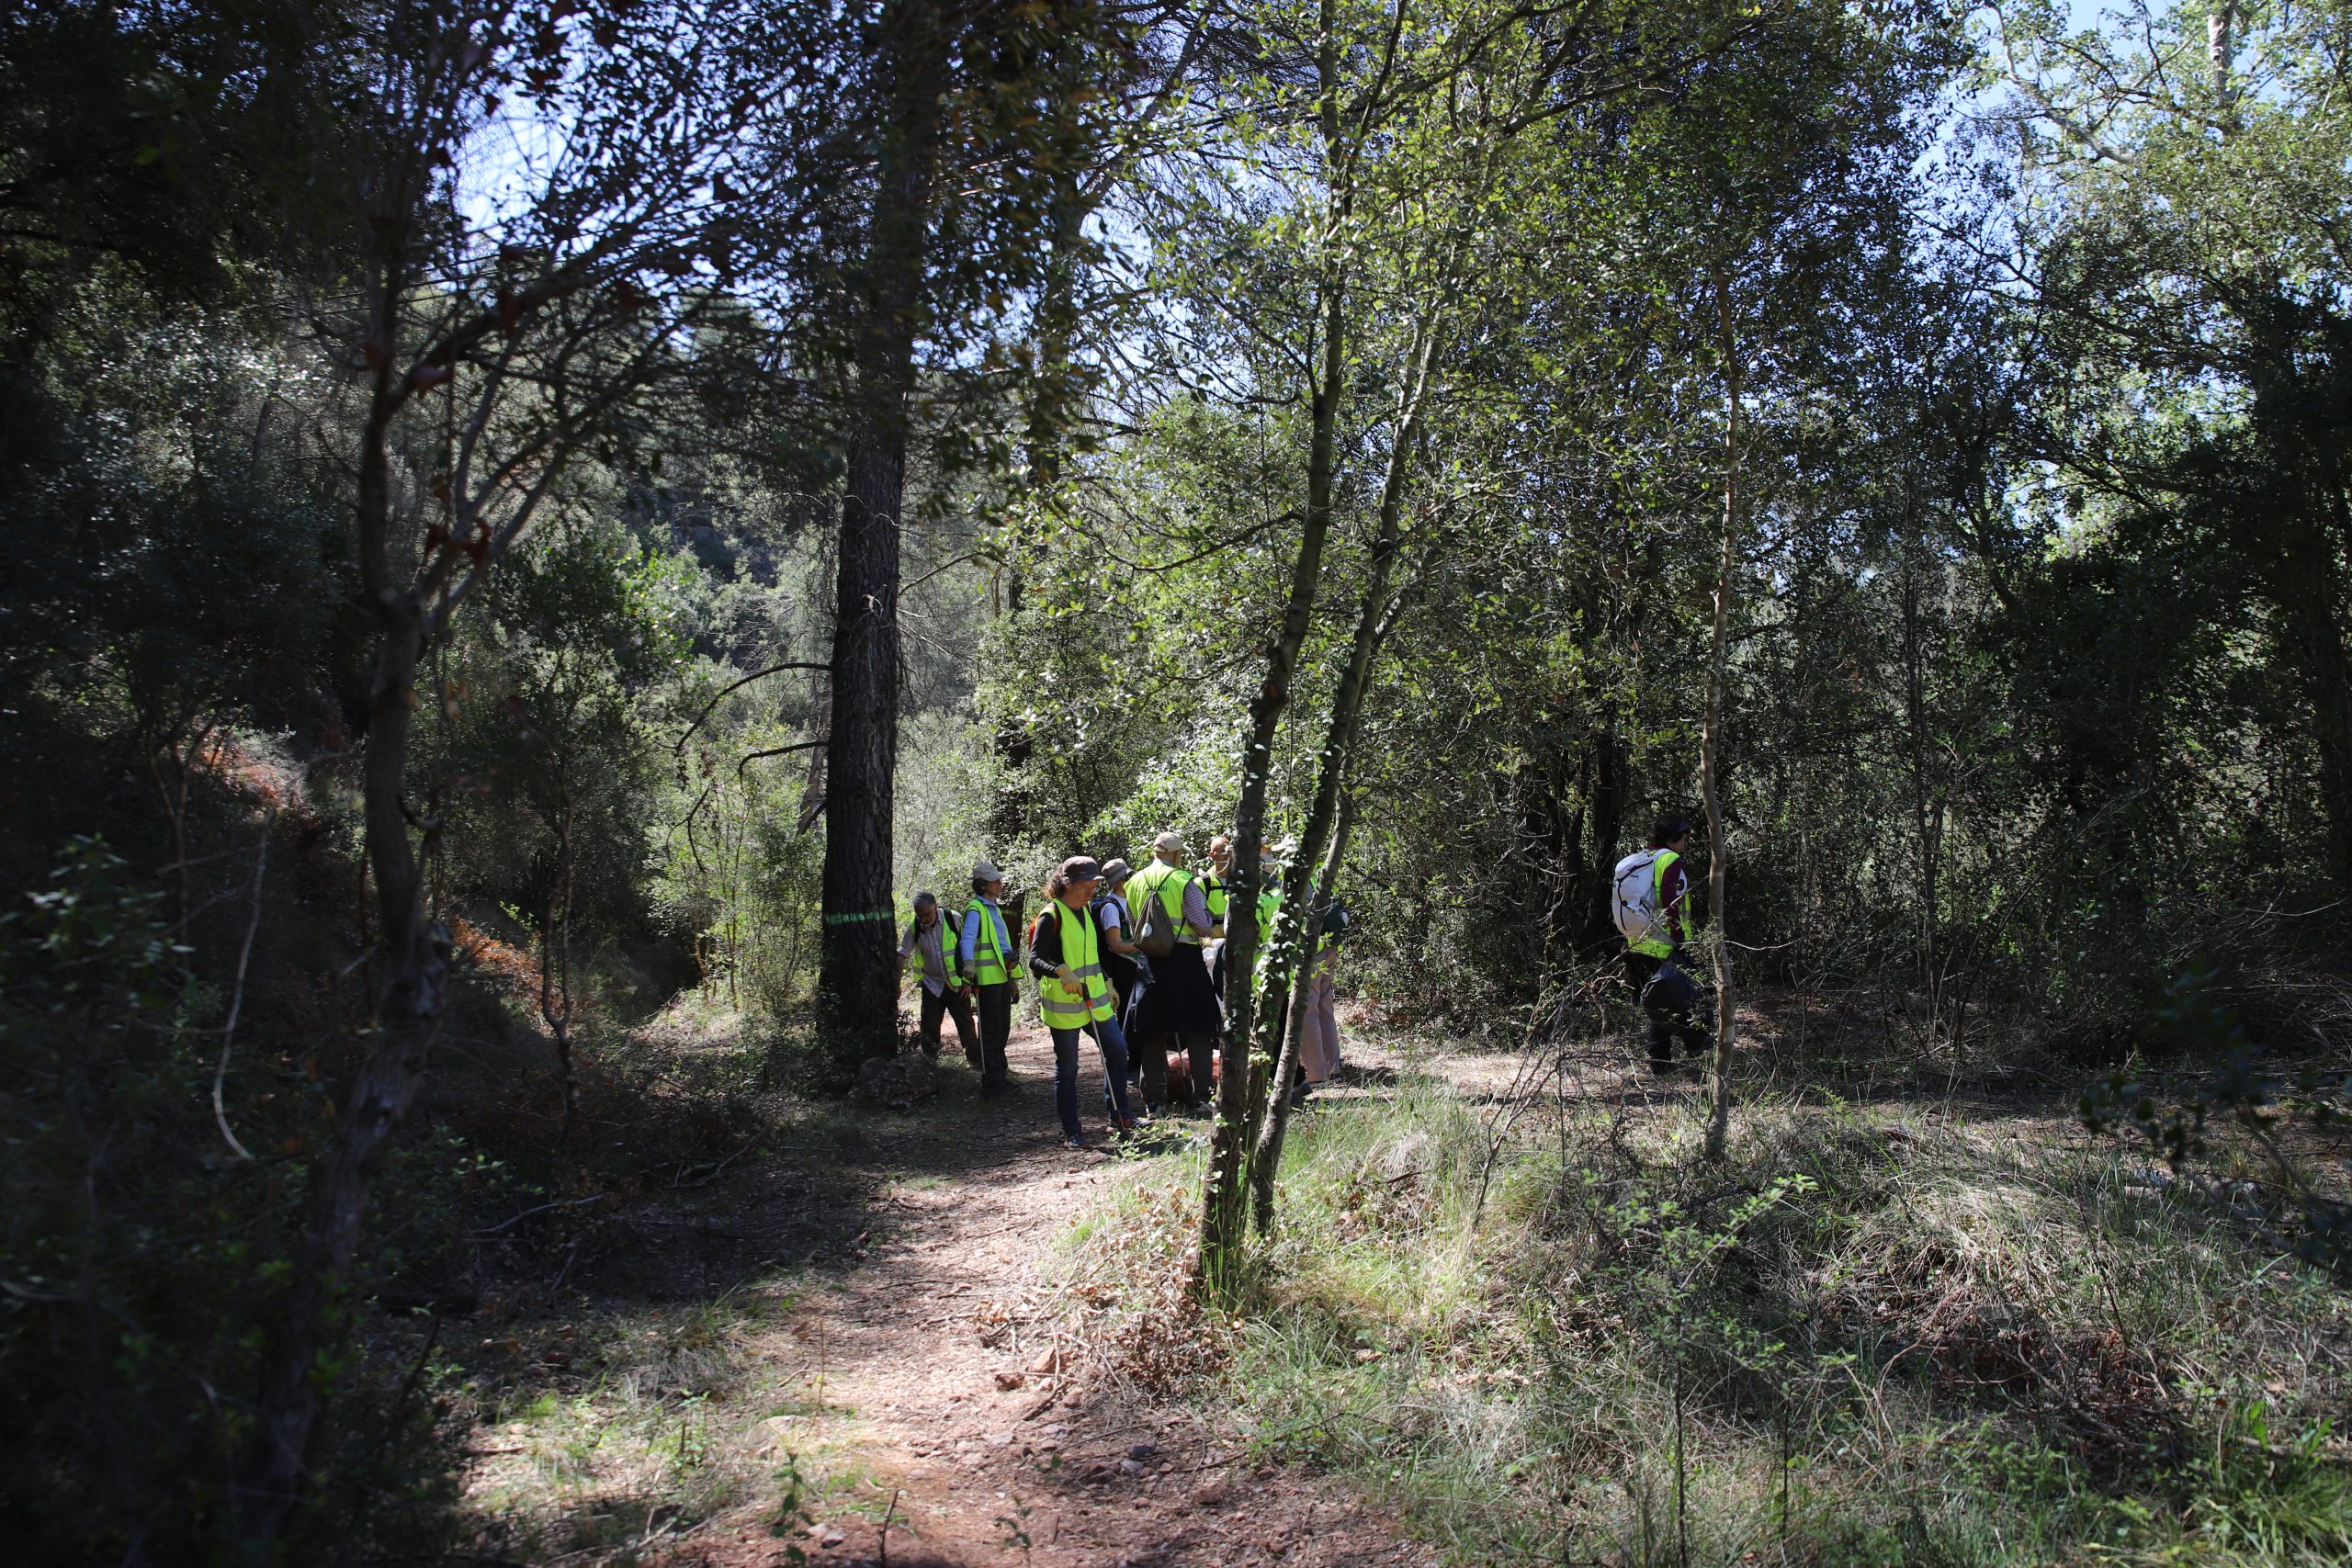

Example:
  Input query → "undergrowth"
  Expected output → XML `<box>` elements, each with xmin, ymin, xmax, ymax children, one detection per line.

<box><xmin>1074</xmin><ymin>1070</ymin><xmax>2352</xmax><ymax>1566</ymax></box>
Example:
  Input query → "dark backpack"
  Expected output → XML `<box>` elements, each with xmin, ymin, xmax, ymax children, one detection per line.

<box><xmin>1316</xmin><ymin>896</ymin><xmax>1353</xmax><ymax>943</ymax></box>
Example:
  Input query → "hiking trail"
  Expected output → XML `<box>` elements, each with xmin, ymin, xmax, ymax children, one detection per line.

<box><xmin>464</xmin><ymin>1017</ymin><xmax>1438</xmax><ymax>1568</ymax></box>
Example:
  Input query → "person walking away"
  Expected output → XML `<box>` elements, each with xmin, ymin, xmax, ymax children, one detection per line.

<box><xmin>1029</xmin><ymin>856</ymin><xmax>1137</xmax><ymax>1147</ymax></box>
<box><xmin>1612</xmin><ymin>815</ymin><xmax>1708</xmax><ymax>1074</ymax></box>
<box><xmin>959</xmin><ymin>861</ymin><xmax>1019</xmax><ymax>1093</ymax></box>
<box><xmin>1124</xmin><ymin>831</ymin><xmax>1221</xmax><ymax>1113</ymax></box>
<box><xmin>897</xmin><ymin>892</ymin><xmax>976</xmax><ymax>1066</ymax></box>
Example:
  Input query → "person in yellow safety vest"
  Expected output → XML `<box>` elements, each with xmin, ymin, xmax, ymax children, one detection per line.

<box><xmin>1124</xmin><ymin>831</ymin><xmax>1221</xmax><ymax>1113</ymax></box>
<box><xmin>1616</xmin><ymin>814</ymin><xmax>1707</xmax><ymax>1075</ymax></box>
<box><xmin>1251</xmin><ymin>839</ymin><xmax>1289</xmax><ymax>964</ymax></box>
<box><xmin>1201</xmin><ymin>835</ymin><xmax>1233</xmax><ymax>926</ymax></box>
<box><xmin>958</xmin><ymin>860</ymin><xmax>1018</xmax><ymax>1093</ymax></box>
<box><xmin>896</xmin><ymin>892</ymin><xmax>977</xmax><ymax>1066</ymax></box>
<box><xmin>1026</xmin><ymin>856</ymin><xmax>1137</xmax><ymax>1147</ymax></box>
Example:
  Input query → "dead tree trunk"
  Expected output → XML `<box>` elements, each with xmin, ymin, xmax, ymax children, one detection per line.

<box><xmin>820</xmin><ymin>0</ymin><xmax>945</xmax><ymax>1068</ymax></box>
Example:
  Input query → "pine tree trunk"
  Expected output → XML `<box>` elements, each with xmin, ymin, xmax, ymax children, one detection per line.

<box><xmin>820</xmin><ymin>1</ymin><xmax>944</xmax><ymax>1068</ymax></box>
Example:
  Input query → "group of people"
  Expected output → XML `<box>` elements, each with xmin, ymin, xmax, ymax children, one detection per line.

<box><xmin>895</xmin><ymin>831</ymin><xmax>1346</xmax><ymax>1149</ymax></box>
<box><xmin>892</xmin><ymin>812</ymin><xmax>1706</xmax><ymax>1145</ymax></box>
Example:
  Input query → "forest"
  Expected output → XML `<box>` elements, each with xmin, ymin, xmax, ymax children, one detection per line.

<box><xmin>3</xmin><ymin>0</ymin><xmax>2350</xmax><ymax>1562</ymax></box>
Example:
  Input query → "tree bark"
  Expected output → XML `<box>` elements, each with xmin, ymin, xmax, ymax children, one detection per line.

<box><xmin>243</xmin><ymin>355</ymin><xmax>452</xmax><ymax>1549</ymax></box>
<box><xmin>820</xmin><ymin>0</ymin><xmax>944</xmax><ymax>1068</ymax></box>
<box><xmin>1199</xmin><ymin>266</ymin><xmax>1340</xmax><ymax>1291</ymax></box>
<box><xmin>1200</xmin><ymin>0</ymin><xmax>1350</xmax><ymax>1288</ymax></box>
<box><xmin>1251</xmin><ymin>789</ymin><xmax>1358</xmax><ymax>1235</ymax></box>
<box><xmin>1244</xmin><ymin>320</ymin><xmax>1436</xmax><ymax>1231</ymax></box>
<box><xmin>797</xmin><ymin>671</ymin><xmax>831</xmax><ymax>834</ymax></box>
<box><xmin>1702</xmin><ymin>264</ymin><xmax>1742</xmax><ymax>1163</ymax></box>
<box><xmin>540</xmin><ymin>788</ymin><xmax>578</xmax><ymax>1137</ymax></box>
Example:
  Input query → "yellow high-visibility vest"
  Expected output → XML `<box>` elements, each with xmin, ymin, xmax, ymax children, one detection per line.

<box><xmin>1035</xmin><ymin>900</ymin><xmax>1114</xmax><ymax>1028</ymax></box>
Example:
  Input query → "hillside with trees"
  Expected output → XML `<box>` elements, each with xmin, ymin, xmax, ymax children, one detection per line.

<box><xmin>2</xmin><ymin>1</ymin><xmax>2347</xmax><ymax>1563</ymax></box>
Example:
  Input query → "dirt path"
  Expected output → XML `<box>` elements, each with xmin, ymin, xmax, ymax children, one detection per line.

<box><xmin>667</xmin><ymin>1018</ymin><xmax>1436</xmax><ymax>1568</ymax></box>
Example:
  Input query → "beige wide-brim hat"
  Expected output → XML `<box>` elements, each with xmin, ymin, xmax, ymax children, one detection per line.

<box><xmin>1151</xmin><ymin>831</ymin><xmax>1185</xmax><ymax>855</ymax></box>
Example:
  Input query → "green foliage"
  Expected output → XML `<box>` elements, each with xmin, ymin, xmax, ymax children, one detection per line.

<box><xmin>0</xmin><ymin>841</ymin><xmax>286</xmax><ymax>1556</ymax></box>
<box><xmin>2082</xmin><ymin>969</ymin><xmax>2352</xmax><ymax>1274</ymax></box>
<box><xmin>1110</xmin><ymin>1067</ymin><xmax>2352</xmax><ymax>1566</ymax></box>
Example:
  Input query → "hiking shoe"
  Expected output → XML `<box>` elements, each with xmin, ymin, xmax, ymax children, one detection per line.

<box><xmin>1061</xmin><ymin>1132</ymin><xmax>1092</xmax><ymax>1151</ymax></box>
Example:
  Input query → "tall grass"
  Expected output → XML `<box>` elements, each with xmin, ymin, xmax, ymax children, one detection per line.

<box><xmin>1078</xmin><ymin>1074</ymin><xmax>2352</xmax><ymax>1565</ymax></box>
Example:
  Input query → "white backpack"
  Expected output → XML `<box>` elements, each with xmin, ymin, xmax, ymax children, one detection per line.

<box><xmin>1611</xmin><ymin>850</ymin><xmax>1664</xmax><ymax>946</ymax></box>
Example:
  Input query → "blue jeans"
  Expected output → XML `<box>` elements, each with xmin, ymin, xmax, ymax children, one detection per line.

<box><xmin>1050</xmin><ymin>1015</ymin><xmax>1133</xmax><ymax>1136</ymax></box>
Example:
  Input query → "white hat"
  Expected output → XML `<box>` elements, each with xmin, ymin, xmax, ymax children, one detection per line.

<box><xmin>972</xmin><ymin>859</ymin><xmax>1004</xmax><ymax>882</ymax></box>
<box><xmin>1151</xmin><ymin>831</ymin><xmax>1185</xmax><ymax>856</ymax></box>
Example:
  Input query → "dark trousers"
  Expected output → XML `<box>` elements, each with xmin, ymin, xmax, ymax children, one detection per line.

<box><xmin>1136</xmin><ymin>1031</ymin><xmax>1214</xmax><ymax>1109</ymax></box>
<box><xmin>918</xmin><ymin>985</ymin><xmax>978</xmax><ymax>1064</ymax></box>
<box><xmin>1625</xmin><ymin>951</ymin><xmax>1709</xmax><ymax>1067</ymax></box>
<box><xmin>1051</xmin><ymin>1015</ymin><xmax>1134</xmax><ymax>1136</ymax></box>
<box><xmin>973</xmin><ymin>982</ymin><xmax>1013</xmax><ymax>1088</ymax></box>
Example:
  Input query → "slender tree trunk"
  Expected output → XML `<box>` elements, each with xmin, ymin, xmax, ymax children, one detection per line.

<box><xmin>540</xmin><ymin>787</ymin><xmax>578</xmax><ymax>1137</ymax></box>
<box><xmin>1245</xmin><ymin>321</ymin><xmax>1432</xmax><ymax>1109</ymax></box>
<box><xmin>1201</xmin><ymin>2</ymin><xmax>1350</xmax><ymax>1286</ymax></box>
<box><xmin>1243</xmin><ymin>323</ymin><xmax>1435</xmax><ymax>1230</ymax></box>
<box><xmin>243</xmin><ymin>375</ymin><xmax>452</xmax><ymax>1550</ymax></box>
<box><xmin>2270</xmin><ymin>513</ymin><xmax>2352</xmax><ymax>891</ymax></box>
<box><xmin>987</xmin><ymin>130</ymin><xmax>1087</xmax><ymax>851</ymax></box>
<box><xmin>1702</xmin><ymin>265</ymin><xmax>1742</xmax><ymax>1163</ymax></box>
<box><xmin>2208</xmin><ymin>3</ymin><xmax>2236</xmax><ymax>111</ymax></box>
<box><xmin>1252</xmin><ymin>790</ymin><xmax>1358</xmax><ymax>1235</ymax></box>
<box><xmin>1200</xmin><ymin>267</ymin><xmax>1340</xmax><ymax>1290</ymax></box>
<box><xmin>1898</xmin><ymin>528</ymin><xmax>1943</xmax><ymax>1033</ymax></box>
<box><xmin>820</xmin><ymin>1</ymin><xmax>944</xmax><ymax>1068</ymax></box>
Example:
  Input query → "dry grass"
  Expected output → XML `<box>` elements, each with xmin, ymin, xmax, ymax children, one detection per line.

<box><xmin>1070</xmin><ymin>1056</ymin><xmax>2352</xmax><ymax>1567</ymax></box>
